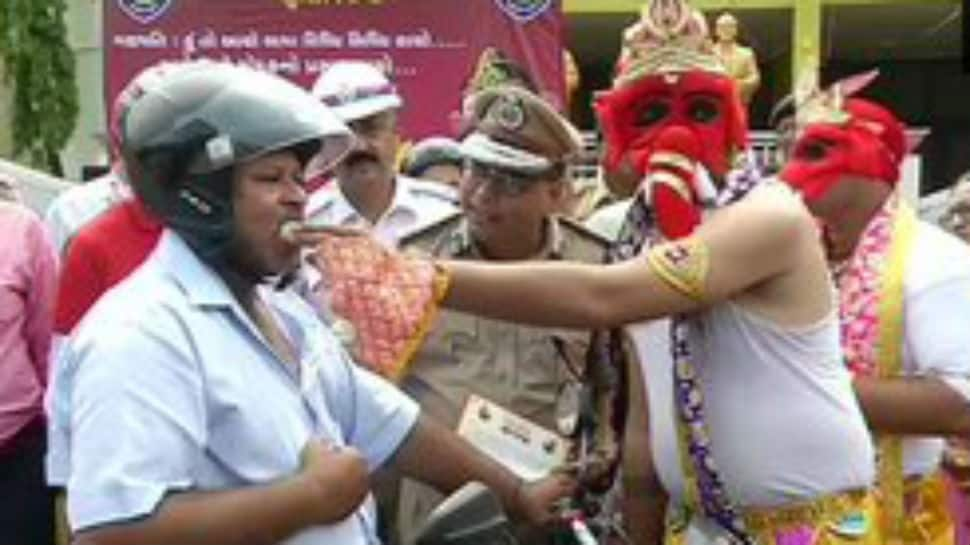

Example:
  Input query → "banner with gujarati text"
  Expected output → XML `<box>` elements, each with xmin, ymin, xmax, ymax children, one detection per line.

<box><xmin>105</xmin><ymin>0</ymin><xmax>564</xmax><ymax>141</ymax></box>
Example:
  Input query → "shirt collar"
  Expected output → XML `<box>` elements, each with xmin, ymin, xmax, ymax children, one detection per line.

<box><xmin>393</xmin><ymin>176</ymin><xmax>428</xmax><ymax>217</ymax></box>
<box><xmin>331</xmin><ymin>176</ymin><xmax>420</xmax><ymax>226</ymax></box>
<box><xmin>327</xmin><ymin>186</ymin><xmax>359</xmax><ymax>226</ymax></box>
<box><xmin>155</xmin><ymin>229</ymin><xmax>237</xmax><ymax>309</ymax></box>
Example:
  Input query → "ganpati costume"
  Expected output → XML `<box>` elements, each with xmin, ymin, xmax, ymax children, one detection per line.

<box><xmin>782</xmin><ymin>76</ymin><xmax>970</xmax><ymax>545</ymax></box>
<box><xmin>595</xmin><ymin>1</ymin><xmax>879</xmax><ymax>543</ymax></box>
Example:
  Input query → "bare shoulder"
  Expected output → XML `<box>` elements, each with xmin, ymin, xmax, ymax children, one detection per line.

<box><xmin>696</xmin><ymin>180</ymin><xmax>821</xmax><ymax>294</ymax></box>
<box><xmin>708</xmin><ymin>181</ymin><xmax>813</xmax><ymax>241</ymax></box>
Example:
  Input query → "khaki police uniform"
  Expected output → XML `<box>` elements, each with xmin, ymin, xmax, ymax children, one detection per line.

<box><xmin>402</xmin><ymin>214</ymin><xmax>607</xmax><ymax>429</ymax></box>
<box><xmin>395</xmin><ymin>214</ymin><xmax>608</xmax><ymax>544</ymax></box>
<box><xmin>392</xmin><ymin>84</ymin><xmax>609</xmax><ymax>544</ymax></box>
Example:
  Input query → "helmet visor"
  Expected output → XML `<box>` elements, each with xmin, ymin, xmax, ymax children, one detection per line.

<box><xmin>124</xmin><ymin>63</ymin><xmax>354</xmax><ymax>176</ymax></box>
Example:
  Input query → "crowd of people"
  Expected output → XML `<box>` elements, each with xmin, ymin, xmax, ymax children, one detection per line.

<box><xmin>3</xmin><ymin>0</ymin><xmax>970</xmax><ymax>544</ymax></box>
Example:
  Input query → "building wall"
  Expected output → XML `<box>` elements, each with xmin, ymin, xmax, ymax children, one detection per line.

<box><xmin>0</xmin><ymin>61</ymin><xmax>13</xmax><ymax>158</ymax></box>
<box><xmin>63</xmin><ymin>0</ymin><xmax>107</xmax><ymax>180</ymax></box>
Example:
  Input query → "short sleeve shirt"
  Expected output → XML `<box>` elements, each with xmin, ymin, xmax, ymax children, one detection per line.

<box><xmin>305</xmin><ymin>175</ymin><xmax>457</xmax><ymax>247</ymax></box>
<box><xmin>899</xmin><ymin>220</ymin><xmax>970</xmax><ymax>475</ymax></box>
<box><xmin>53</xmin><ymin>230</ymin><xmax>419</xmax><ymax>544</ymax></box>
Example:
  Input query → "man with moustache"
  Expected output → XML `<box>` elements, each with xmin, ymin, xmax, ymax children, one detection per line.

<box><xmin>306</xmin><ymin>61</ymin><xmax>456</xmax><ymax>247</ymax></box>
<box><xmin>54</xmin><ymin>62</ymin><xmax>572</xmax><ymax>545</ymax></box>
<box><xmin>395</xmin><ymin>85</ymin><xmax>610</xmax><ymax>544</ymax></box>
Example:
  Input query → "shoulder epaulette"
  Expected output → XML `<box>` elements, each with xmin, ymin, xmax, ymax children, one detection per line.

<box><xmin>558</xmin><ymin>215</ymin><xmax>612</xmax><ymax>248</ymax></box>
<box><xmin>400</xmin><ymin>210</ymin><xmax>464</xmax><ymax>248</ymax></box>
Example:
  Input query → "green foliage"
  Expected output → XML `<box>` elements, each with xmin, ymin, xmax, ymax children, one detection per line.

<box><xmin>0</xmin><ymin>0</ymin><xmax>78</xmax><ymax>174</ymax></box>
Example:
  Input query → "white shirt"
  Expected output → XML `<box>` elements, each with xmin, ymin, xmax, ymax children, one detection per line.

<box><xmin>306</xmin><ymin>175</ymin><xmax>457</xmax><ymax>247</ymax></box>
<box><xmin>584</xmin><ymin>198</ymin><xmax>631</xmax><ymax>241</ymax></box>
<box><xmin>899</xmin><ymin>220</ymin><xmax>970</xmax><ymax>476</ymax></box>
<box><xmin>43</xmin><ymin>173</ymin><xmax>127</xmax><ymax>255</ymax></box>
<box><xmin>51</xmin><ymin>231</ymin><xmax>419</xmax><ymax>544</ymax></box>
<box><xmin>631</xmin><ymin>303</ymin><xmax>874</xmax><ymax>516</ymax></box>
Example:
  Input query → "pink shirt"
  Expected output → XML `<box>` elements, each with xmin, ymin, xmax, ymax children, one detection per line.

<box><xmin>0</xmin><ymin>202</ymin><xmax>57</xmax><ymax>448</ymax></box>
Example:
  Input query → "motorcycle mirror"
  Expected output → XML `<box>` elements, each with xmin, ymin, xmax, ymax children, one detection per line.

<box><xmin>412</xmin><ymin>481</ymin><xmax>514</xmax><ymax>545</ymax></box>
<box><xmin>555</xmin><ymin>382</ymin><xmax>583</xmax><ymax>437</ymax></box>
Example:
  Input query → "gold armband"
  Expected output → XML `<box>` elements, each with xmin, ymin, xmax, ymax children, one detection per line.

<box><xmin>645</xmin><ymin>236</ymin><xmax>710</xmax><ymax>301</ymax></box>
<box><xmin>431</xmin><ymin>259</ymin><xmax>453</xmax><ymax>303</ymax></box>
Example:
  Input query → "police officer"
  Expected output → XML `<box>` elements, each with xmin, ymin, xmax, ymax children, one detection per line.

<box><xmin>306</xmin><ymin>61</ymin><xmax>456</xmax><ymax>247</ymax></box>
<box><xmin>401</xmin><ymin>137</ymin><xmax>464</xmax><ymax>190</ymax></box>
<box><xmin>396</xmin><ymin>85</ymin><xmax>609</xmax><ymax>543</ymax></box>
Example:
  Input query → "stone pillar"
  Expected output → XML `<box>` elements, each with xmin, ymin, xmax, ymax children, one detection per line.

<box><xmin>792</xmin><ymin>0</ymin><xmax>821</xmax><ymax>94</ymax></box>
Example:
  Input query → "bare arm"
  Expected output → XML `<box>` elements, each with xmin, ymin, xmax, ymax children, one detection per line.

<box><xmin>391</xmin><ymin>416</ymin><xmax>575</xmax><ymax>526</ymax></box>
<box><xmin>75</xmin><ymin>440</ymin><xmax>370</xmax><ymax>545</ymax></box>
<box><xmin>855</xmin><ymin>377</ymin><xmax>970</xmax><ymax>437</ymax></box>
<box><xmin>386</xmin><ymin>415</ymin><xmax>570</xmax><ymax>524</ymax></box>
<box><xmin>441</xmin><ymin>185</ymin><xmax>806</xmax><ymax>329</ymax></box>
<box><xmin>855</xmin><ymin>275</ymin><xmax>970</xmax><ymax>438</ymax></box>
<box><xmin>622</xmin><ymin>351</ymin><xmax>666</xmax><ymax>545</ymax></box>
<box><xmin>75</xmin><ymin>477</ymin><xmax>324</xmax><ymax>545</ymax></box>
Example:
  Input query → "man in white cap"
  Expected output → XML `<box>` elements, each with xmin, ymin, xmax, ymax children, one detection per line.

<box><xmin>307</xmin><ymin>61</ymin><xmax>456</xmax><ymax>247</ymax></box>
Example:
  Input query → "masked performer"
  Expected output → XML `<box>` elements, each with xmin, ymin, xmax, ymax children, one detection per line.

<box><xmin>781</xmin><ymin>73</ymin><xmax>970</xmax><ymax>545</ymax></box>
<box><xmin>294</xmin><ymin>1</ymin><xmax>880</xmax><ymax>544</ymax></box>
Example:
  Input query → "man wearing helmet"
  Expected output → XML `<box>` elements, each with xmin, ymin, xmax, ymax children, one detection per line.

<box><xmin>780</xmin><ymin>76</ymin><xmax>970</xmax><ymax>545</ymax></box>
<box><xmin>46</xmin><ymin>61</ymin><xmax>187</xmax><ymax>545</ymax></box>
<box><xmin>306</xmin><ymin>61</ymin><xmax>456</xmax><ymax>247</ymax></box>
<box><xmin>55</xmin><ymin>62</ymin><xmax>571</xmax><ymax>545</ymax></box>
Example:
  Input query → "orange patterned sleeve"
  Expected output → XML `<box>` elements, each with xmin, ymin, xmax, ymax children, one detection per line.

<box><xmin>307</xmin><ymin>233</ymin><xmax>450</xmax><ymax>381</ymax></box>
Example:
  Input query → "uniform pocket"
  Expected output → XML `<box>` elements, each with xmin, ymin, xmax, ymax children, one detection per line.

<box><xmin>520</xmin><ymin>328</ymin><xmax>590</xmax><ymax>390</ymax></box>
<box><xmin>438</xmin><ymin>312</ymin><xmax>480</xmax><ymax>358</ymax></box>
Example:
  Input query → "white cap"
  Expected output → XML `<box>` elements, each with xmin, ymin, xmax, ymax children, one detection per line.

<box><xmin>311</xmin><ymin>61</ymin><xmax>402</xmax><ymax>122</ymax></box>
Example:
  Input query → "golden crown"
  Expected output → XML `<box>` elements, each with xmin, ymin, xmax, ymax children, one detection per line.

<box><xmin>793</xmin><ymin>68</ymin><xmax>880</xmax><ymax>127</ymax></box>
<box><xmin>618</xmin><ymin>0</ymin><xmax>726</xmax><ymax>86</ymax></box>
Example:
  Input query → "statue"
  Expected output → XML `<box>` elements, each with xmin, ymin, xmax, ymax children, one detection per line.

<box><xmin>712</xmin><ymin>12</ymin><xmax>761</xmax><ymax>104</ymax></box>
<box><xmin>563</xmin><ymin>48</ymin><xmax>580</xmax><ymax>114</ymax></box>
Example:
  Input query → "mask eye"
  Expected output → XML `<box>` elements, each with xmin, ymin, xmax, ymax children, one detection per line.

<box><xmin>687</xmin><ymin>98</ymin><xmax>721</xmax><ymax>124</ymax></box>
<box><xmin>635</xmin><ymin>100</ymin><xmax>671</xmax><ymax>127</ymax></box>
<box><xmin>795</xmin><ymin>139</ymin><xmax>833</xmax><ymax>162</ymax></box>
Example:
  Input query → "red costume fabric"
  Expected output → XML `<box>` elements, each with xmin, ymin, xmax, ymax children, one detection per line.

<box><xmin>596</xmin><ymin>71</ymin><xmax>747</xmax><ymax>179</ymax></box>
<box><xmin>781</xmin><ymin>98</ymin><xmax>906</xmax><ymax>201</ymax></box>
<box><xmin>54</xmin><ymin>198</ymin><xmax>161</xmax><ymax>334</ymax></box>
<box><xmin>594</xmin><ymin>67</ymin><xmax>747</xmax><ymax>239</ymax></box>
